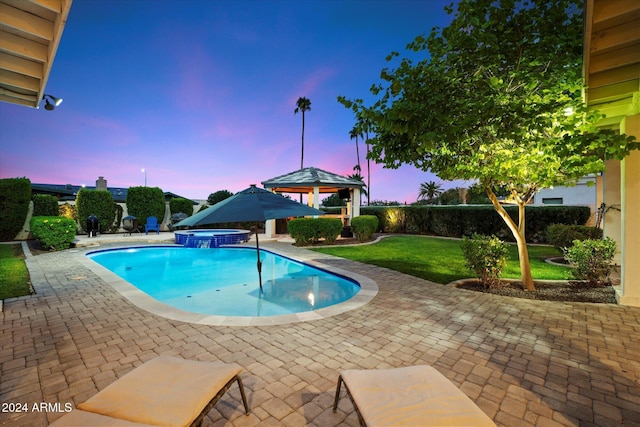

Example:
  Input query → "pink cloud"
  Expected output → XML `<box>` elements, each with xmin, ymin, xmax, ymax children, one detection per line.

<box><xmin>287</xmin><ymin>67</ymin><xmax>338</xmax><ymax>105</ymax></box>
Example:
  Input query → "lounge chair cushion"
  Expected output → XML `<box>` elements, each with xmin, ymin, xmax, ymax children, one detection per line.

<box><xmin>339</xmin><ymin>365</ymin><xmax>495</xmax><ymax>426</ymax></box>
<box><xmin>49</xmin><ymin>409</ymin><xmax>151</xmax><ymax>426</ymax></box>
<box><xmin>77</xmin><ymin>356</ymin><xmax>243</xmax><ymax>427</ymax></box>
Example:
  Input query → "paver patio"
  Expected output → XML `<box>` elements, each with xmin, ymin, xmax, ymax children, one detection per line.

<box><xmin>1</xmin><ymin>236</ymin><xmax>639</xmax><ymax>426</ymax></box>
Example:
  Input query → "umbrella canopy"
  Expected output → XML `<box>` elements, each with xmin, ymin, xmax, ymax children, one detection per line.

<box><xmin>175</xmin><ymin>185</ymin><xmax>325</xmax><ymax>227</ymax></box>
<box><xmin>174</xmin><ymin>185</ymin><xmax>325</xmax><ymax>292</ymax></box>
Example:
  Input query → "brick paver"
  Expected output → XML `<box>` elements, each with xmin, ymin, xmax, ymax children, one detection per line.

<box><xmin>1</xmin><ymin>238</ymin><xmax>639</xmax><ymax>426</ymax></box>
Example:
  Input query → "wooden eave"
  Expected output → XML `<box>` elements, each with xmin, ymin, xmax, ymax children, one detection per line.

<box><xmin>583</xmin><ymin>0</ymin><xmax>640</xmax><ymax>126</ymax></box>
<box><xmin>0</xmin><ymin>0</ymin><xmax>72</xmax><ymax>108</ymax></box>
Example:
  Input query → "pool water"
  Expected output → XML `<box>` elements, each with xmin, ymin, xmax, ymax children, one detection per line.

<box><xmin>87</xmin><ymin>246</ymin><xmax>360</xmax><ymax>317</ymax></box>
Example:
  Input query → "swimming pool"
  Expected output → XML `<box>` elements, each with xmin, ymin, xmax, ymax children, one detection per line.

<box><xmin>87</xmin><ymin>246</ymin><xmax>361</xmax><ymax>317</ymax></box>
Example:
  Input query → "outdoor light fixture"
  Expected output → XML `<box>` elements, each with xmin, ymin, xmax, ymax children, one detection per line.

<box><xmin>43</xmin><ymin>94</ymin><xmax>63</xmax><ymax>111</ymax></box>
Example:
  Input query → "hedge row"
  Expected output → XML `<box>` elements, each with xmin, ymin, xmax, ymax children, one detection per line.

<box><xmin>0</xmin><ymin>178</ymin><xmax>31</xmax><ymax>241</ymax></box>
<box><xmin>32</xmin><ymin>194</ymin><xmax>59</xmax><ymax>216</ymax></box>
<box><xmin>127</xmin><ymin>187</ymin><xmax>166</xmax><ymax>228</ymax></box>
<box><xmin>288</xmin><ymin>218</ymin><xmax>343</xmax><ymax>245</ymax></box>
<box><xmin>76</xmin><ymin>189</ymin><xmax>117</xmax><ymax>234</ymax></box>
<box><xmin>360</xmin><ymin>205</ymin><xmax>592</xmax><ymax>243</ymax></box>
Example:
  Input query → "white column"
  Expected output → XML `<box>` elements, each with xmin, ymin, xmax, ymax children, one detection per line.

<box><xmin>619</xmin><ymin>114</ymin><xmax>640</xmax><ymax>307</ymax></box>
<box><xmin>265</xmin><ymin>188</ymin><xmax>277</xmax><ymax>238</ymax></box>
<box><xmin>313</xmin><ymin>186</ymin><xmax>320</xmax><ymax>209</ymax></box>
<box><xmin>352</xmin><ymin>188</ymin><xmax>361</xmax><ymax>218</ymax></box>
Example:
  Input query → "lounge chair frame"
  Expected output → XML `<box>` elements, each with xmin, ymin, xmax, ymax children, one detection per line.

<box><xmin>191</xmin><ymin>373</ymin><xmax>250</xmax><ymax>427</ymax></box>
<box><xmin>333</xmin><ymin>373</ymin><xmax>367</xmax><ymax>426</ymax></box>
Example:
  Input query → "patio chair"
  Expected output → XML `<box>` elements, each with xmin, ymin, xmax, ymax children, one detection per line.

<box><xmin>333</xmin><ymin>365</ymin><xmax>496</xmax><ymax>427</ymax></box>
<box><xmin>144</xmin><ymin>216</ymin><xmax>160</xmax><ymax>234</ymax></box>
<box><xmin>49</xmin><ymin>356</ymin><xmax>250</xmax><ymax>427</ymax></box>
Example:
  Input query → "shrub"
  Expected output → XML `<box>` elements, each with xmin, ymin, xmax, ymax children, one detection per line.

<box><xmin>546</xmin><ymin>224</ymin><xmax>602</xmax><ymax>250</ymax></box>
<box><xmin>32</xmin><ymin>194</ymin><xmax>59</xmax><ymax>216</ymax></box>
<box><xmin>316</xmin><ymin>218</ymin><xmax>343</xmax><ymax>244</ymax></box>
<box><xmin>111</xmin><ymin>204</ymin><xmax>124</xmax><ymax>233</ymax></box>
<box><xmin>30</xmin><ymin>216</ymin><xmax>76</xmax><ymax>250</ymax></box>
<box><xmin>563</xmin><ymin>238</ymin><xmax>616</xmax><ymax>285</ymax></box>
<box><xmin>0</xmin><ymin>177</ymin><xmax>31</xmax><ymax>241</ymax></box>
<box><xmin>351</xmin><ymin>215</ymin><xmax>379</xmax><ymax>242</ymax></box>
<box><xmin>460</xmin><ymin>233</ymin><xmax>508</xmax><ymax>288</ymax></box>
<box><xmin>76</xmin><ymin>189</ymin><xmax>117</xmax><ymax>234</ymax></box>
<box><xmin>126</xmin><ymin>186</ymin><xmax>166</xmax><ymax>229</ymax></box>
<box><xmin>169</xmin><ymin>197</ymin><xmax>194</xmax><ymax>217</ymax></box>
<box><xmin>59</xmin><ymin>203</ymin><xmax>78</xmax><ymax>222</ymax></box>
<box><xmin>287</xmin><ymin>218</ymin><xmax>342</xmax><ymax>245</ymax></box>
<box><xmin>288</xmin><ymin>218</ymin><xmax>318</xmax><ymax>246</ymax></box>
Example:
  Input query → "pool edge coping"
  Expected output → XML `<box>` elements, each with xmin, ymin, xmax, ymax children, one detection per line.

<box><xmin>74</xmin><ymin>244</ymin><xmax>379</xmax><ymax>326</ymax></box>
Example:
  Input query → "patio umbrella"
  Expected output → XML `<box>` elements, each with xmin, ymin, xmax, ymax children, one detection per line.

<box><xmin>174</xmin><ymin>185</ymin><xmax>325</xmax><ymax>292</ymax></box>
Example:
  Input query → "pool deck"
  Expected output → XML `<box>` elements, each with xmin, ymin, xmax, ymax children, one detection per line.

<box><xmin>1</xmin><ymin>232</ymin><xmax>640</xmax><ymax>426</ymax></box>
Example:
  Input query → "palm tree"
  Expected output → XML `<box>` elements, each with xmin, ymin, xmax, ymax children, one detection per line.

<box><xmin>350</xmin><ymin>125</ymin><xmax>362</xmax><ymax>174</ymax></box>
<box><xmin>418</xmin><ymin>181</ymin><xmax>443</xmax><ymax>204</ymax></box>
<box><xmin>360</xmin><ymin>118</ymin><xmax>372</xmax><ymax>206</ymax></box>
<box><xmin>294</xmin><ymin>97</ymin><xmax>311</xmax><ymax>170</ymax></box>
<box><xmin>348</xmin><ymin>172</ymin><xmax>368</xmax><ymax>204</ymax></box>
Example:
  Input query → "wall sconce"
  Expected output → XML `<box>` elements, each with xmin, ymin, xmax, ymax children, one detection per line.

<box><xmin>43</xmin><ymin>94</ymin><xmax>63</xmax><ymax>110</ymax></box>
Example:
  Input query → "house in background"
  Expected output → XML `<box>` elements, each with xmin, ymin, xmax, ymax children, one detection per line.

<box><xmin>532</xmin><ymin>176</ymin><xmax>597</xmax><ymax>223</ymax></box>
<box><xmin>31</xmin><ymin>176</ymin><xmax>202</xmax><ymax>231</ymax></box>
<box><xmin>584</xmin><ymin>0</ymin><xmax>640</xmax><ymax>306</ymax></box>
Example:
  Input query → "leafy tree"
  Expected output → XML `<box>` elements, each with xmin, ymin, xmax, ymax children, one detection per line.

<box><xmin>322</xmin><ymin>193</ymin><xmax>346</xmax><ymax>207</ymax></box>
<box><xmin>294</xmin><ymin>97</ymin><xmax>311</xmax><ymax>170</ymax></box>
<box><xmin>418</xmin><ymin>181</ymin><xmax>443</xmax><ymax>204</ymax></box>
<box><xmin>207</xmin><ymin>190</ymin><xmax>233</xmax><ymax>206</ymax></box>
<box><xmin>339</xmin><ymin>0</ymin><xmax>638</xmax><ymax>290</ymax></box>
<box><xmin>169</xmin><ymin>197</ymin><xmax>194</xmax><ymax>216</ymax></box>
<box><xmin>126</xmin><ymin>187</ymin><xmax>165</xmax><ymax>228</ymax></box>
<box><xmin>76</xmin><ymin>189</ymin><xmax>117</xmax><ymax>233</ymax></box>
<box><xmin>438</xmin><ymin>188</ymin><xmax>461</xmax><ymax>205</ymax></box>
<box><xmin>467</xmin><ymin>182</ymin><xmax>510</xmax><ymax>204</ymax></box>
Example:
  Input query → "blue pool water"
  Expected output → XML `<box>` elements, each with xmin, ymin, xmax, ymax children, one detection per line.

<box><xmin>87</xmin><ymin>246</ymin><xmax>360</xmax><ymax>317</ymax></box>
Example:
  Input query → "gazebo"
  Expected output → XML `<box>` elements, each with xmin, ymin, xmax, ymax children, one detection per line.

<box><xmin>261</xmin><ymin>167</ymin><xmax>365</xmax><ymax>237</ymax></box>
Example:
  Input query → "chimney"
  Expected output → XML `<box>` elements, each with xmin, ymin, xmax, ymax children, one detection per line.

<box><xmin>96</xmin><ymin>176</ymin><xmax>107</xmax><ymax>191</ymax></box>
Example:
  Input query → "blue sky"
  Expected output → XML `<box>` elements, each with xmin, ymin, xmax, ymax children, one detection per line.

<box><xmin>0</xmin><ymin>0</ymin><xmax>465</xmax><ymax>203</ymax></box>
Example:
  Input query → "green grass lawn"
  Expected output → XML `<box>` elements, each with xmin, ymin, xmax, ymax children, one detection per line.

<box><xmin>312</xmin><ymin>235</ymin><xmax>572</xmax><ymax>284</ymax></box>
<box><xmin>0</xmin><ymin>244</ymin><xmax>31</xmax><ymax>300</ymax></box>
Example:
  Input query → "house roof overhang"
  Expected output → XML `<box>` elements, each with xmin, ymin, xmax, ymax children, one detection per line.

<box><xmin>0</xmin><ymin>0</ymin><xmax>73</xmax><ymax>108</ymax></box>
<box><xmin>583</xmin><ymin>0</ymin><xmax>640</xmax><ymax>128</ymax></box>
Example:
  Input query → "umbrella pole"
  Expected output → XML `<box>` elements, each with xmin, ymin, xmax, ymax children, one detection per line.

<box><xmin>255</xmin><ymin>223</ymin><xmax>263</xmax><ymax>294</ymax></box>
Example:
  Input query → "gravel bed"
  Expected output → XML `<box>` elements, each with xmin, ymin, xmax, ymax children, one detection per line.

<box><xmin>458</xmin><ymin>280</ymin><xmax>617</xmax><ymax>303</ymax></box>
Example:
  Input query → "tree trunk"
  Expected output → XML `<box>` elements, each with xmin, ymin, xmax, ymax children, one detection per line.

<box><xmin>301</xmin><ymin>113</ymin><xmax>305</xmax><ymax>170</ymax></box>
<box><xmin>486</xmin><ymin>187</ymin><xmax>536</xmax><ymax>291</ymax></box>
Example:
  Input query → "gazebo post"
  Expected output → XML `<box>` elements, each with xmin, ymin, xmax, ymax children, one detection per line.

<box><xmin>313</xmin><ymin>186</ymin><xmax>320</xmax><ymax>209</ymax></box>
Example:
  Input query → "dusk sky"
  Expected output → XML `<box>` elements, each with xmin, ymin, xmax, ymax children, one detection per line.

<box><xmin>0</xmin><ymin>0</ymin><xmax>467</xmax><ymax>204</ymax></box>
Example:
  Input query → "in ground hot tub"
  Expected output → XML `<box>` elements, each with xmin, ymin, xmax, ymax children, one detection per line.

<box><xmin>174</xmin><ymin>229</ymin><xmax>251</xmax><ymax>248</ymax></box>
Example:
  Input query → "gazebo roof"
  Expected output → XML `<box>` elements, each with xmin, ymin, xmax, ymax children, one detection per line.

<box><xmin>262</xmin><ymin>167</ymin><xmax>364</xmax><ymax>193</ymax></box>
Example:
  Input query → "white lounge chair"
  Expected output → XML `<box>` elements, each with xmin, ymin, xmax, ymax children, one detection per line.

<box><xmin>50</xmin><ymin>356</ymin><xmax>250</xmax><ymax>427</ymax></box>
<box><xmin>333</xmin><ymin>365</ymin><xmax>496</xmax><ymax>426</ymax></box>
